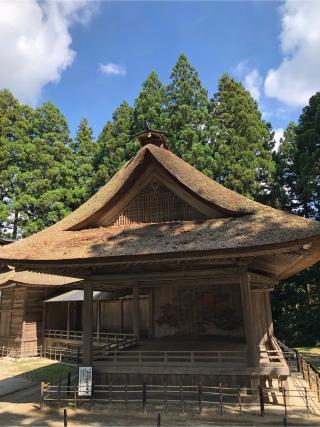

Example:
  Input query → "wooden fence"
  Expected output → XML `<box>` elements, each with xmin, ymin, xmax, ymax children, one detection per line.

<box><xmin>40</xmin><ymin>381</ymin><xmax>317</xmax><ymax>421</ymax></box>
<box><xmin>296</xmin><ymin>350</ymin><xmax>320</xmax><ymax>401</ymax></box>
<box><xmin>0</xmin><ymin>345</ymin><xmax>42</xmax><ymax>360</ymax></box>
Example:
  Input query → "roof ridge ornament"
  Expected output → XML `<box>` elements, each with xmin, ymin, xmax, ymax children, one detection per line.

<box><xmin>134</xmin><ymin>120</ymin><xmax>169</xmax><ymax>150</ymax></box>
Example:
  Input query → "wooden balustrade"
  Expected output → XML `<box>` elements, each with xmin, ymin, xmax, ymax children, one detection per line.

<box><xmin>98</xmin><ymin>350</ymin><xmax>247</xmax><ymax>366</ymax></box>
<box><xmin>44</xmin><ymin>329</ymin><xmax>134</xmax><ymax>342</ymax></box>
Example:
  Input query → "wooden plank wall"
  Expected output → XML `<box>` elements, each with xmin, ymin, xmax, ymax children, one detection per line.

<box><xmin>251</xmin><ymin>290</ymin><xmax>274</xmax><ymax>345</ymax></box>
<box><xmin>0</xmin><ymin>287</ymin><xmax>25</xmax><ymax>339</ymax></box>
<box><xmin>0</xmin><ymin>285</ymin><xmax>49</xmax><ymax>353</ymax></box>
<box><xmin>45</xmin><ymin>296</ymin><xmax>150</xmax><ymax>335</ymax></box>
<box><xmin>100</xmin><ymin>296</ymin><xmax>149</xmax><ymax>334</ymax></box>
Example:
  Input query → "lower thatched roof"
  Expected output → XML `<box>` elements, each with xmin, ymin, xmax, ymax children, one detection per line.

<box><xmin>0</xmin><ymin>269</ymin><xmax>82</xmax><ymax>287</ymax></box>
<box><xmin>1</xmin><ymin>208</ymin><xmax>320</xmax><ymax>263</ymax></box>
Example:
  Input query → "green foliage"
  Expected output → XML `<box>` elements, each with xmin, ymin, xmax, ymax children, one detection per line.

<box><xmin>210</xmin><ymin>74</ymin><xmax>275</xmax><ymax>200</ymax></box>
<box><xmin>0</xmin><ymin>89</ymin><xmax>34</xmax><ymax>237</ymax></box>
<box><xmin>272</xmin><ymin>93</ymin><xmax>320</xmax><ymax>347</ymax></box>
<box><xmin>295</xmin><ymin>93</ymin><xmax>320</xmax><ymax>219</ymax></box>
<box><xmin>272</xmin><ymin>121</ymin><xmax>297</xmax><ymax>211</ymax></box>
<box><xmin>91</xmin><ymin>102</ymin><xmax>139</xmax><ymax>192</ymax></box>
<box><xmin>72</xmin><ymin>118</ymin><xmax>96</xmax><ymax>203</ymax></box>
<box><xmin>164</xmin><ymin>54</ymin><xmax>214</xmax><ymax>175</ymax></box>
<box><xmin>133</xmin><ymin>71</ymin><xmax>166</xmax><ymax>133</ymax></box>
<box><xmin>272</xmin><ymin>265</ymin><xmax>320</xmax><ymax>347</ymax></box>
<box><xmin>19</xmin><ymin>101</ymin><xmax>78</xmax><ymax>236</ymax></box>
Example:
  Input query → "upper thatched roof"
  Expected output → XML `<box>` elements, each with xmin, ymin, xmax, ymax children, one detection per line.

<box><xmin>0</xmin><ymin>143</ymin><xmax>320</xmax><ymax>264</ymax></box>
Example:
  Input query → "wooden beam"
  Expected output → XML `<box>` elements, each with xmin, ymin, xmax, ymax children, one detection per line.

<box><xmin>132</xmin><ymin>286</ymin><xmax>140</xmax><ymax>339</ymax></box>
<box><xmin>82</xmin><ymin>282</ymin><xmax>93</xmax><ymax>366</ymax></box>
<box><xmin>86</xmin><ymin>267</ymin><xmax>239</xmax><ymax>283</ymax></box>
<box><xmin>239</xmin><ymin>264</ymin><xmax>258</xmax><ymax>367</ymax></box>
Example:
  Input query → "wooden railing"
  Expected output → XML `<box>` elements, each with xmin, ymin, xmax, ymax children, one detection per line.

<box><xmin>42</xmin><ymin>345</ymin><xmax>83</xmax><ymax>363</ymax></box>
<box><xmin>259</xmin><ymin>338</ymin><xmax>287</xmax><ymax>366</ymax></box>
<box><xmin>44</xmin><ymin>329</ymin><xmax>134</xmax><ymax>342</ymax></box>
<box><xmin>296</xmin><ymin>350</ymin><xmax>320</xmax><ymax>400</ymax></box>
<box><xmin>93</xmin><ymin>337</ymin><xmax>137</xmax><ymax>360</ymax></box>
<box><xmin>97</xmin><ymin>350</ymin><xmax>247</xmax><ymax>366</ymax></box>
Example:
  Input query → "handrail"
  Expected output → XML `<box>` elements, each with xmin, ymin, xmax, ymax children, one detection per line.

<box><xmin>95</xmin><ymin>350</ymin><xmax>247</xmax><ymax>365</ymax></box>
<box><xmin>93</xmin><ymin>336</ymin><xmax>137</xmax><ymax>360</ymax></box>
<box><xmin>44</xmin><ymin>329</ymin><xmax>134</xmax><ymax>342</ymax></box>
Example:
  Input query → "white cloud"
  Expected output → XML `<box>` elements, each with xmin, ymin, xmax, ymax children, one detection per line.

<box><xmin>265</xmin><ymin>1</ymin><xmax>320</xmax><ymax>107</ymax></box>
<box><xmin>99</xmin><ymin>63</ymin><xmax>127</xmax><ymax>77</ymax></box>
<box><xmin>244</xmin><ymin>69</ymin><xmax>262</xmax><ymax>101</ymax></box>
<box><xmin>273</xmin><ymin>128</ymin><xmax>284</xmax><ymax>152</ymax></box>
<box><xmin>234</xmin><ymin>62</ymin><xmax>262</xmax><ymax>101</ymax></box>
<box><xmin>0</xmin><ymin>0</ymin><xmax>97</xmax><ymax>105</ymax></box>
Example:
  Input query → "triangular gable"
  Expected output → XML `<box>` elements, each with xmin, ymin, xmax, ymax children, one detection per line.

<box><xmin>86</xmin><ymin>169</ymin><xmax>224</xmax><ymax>228</ymax></box>
<box><xmin>71</xmin><ymin>160</ymin><xmax>229</xmax><ymax>230</ymax></box>
<box><xmin>109</xmin><ymin>182</ymin><xmax>208</xmax><ymax>227</ymax></box>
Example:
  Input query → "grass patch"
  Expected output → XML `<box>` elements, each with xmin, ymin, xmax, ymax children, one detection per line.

<box><xmin>10</xmin><ymin>358</ymin><xmax>77</xmax><ymax>384</ymax></box>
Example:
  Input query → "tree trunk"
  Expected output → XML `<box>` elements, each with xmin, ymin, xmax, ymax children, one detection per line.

<box><xmin>12</xmin><ymin>210</ymin><xmax>19</xmax><ymax>239</ymax></box>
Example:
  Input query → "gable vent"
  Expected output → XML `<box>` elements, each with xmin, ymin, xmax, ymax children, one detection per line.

<box><xmin>110</xmin><ymin>182</ymin><xmax>208</xmax><ymax>226</ymax></box>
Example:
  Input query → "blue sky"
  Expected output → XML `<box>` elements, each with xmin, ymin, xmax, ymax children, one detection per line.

<box><xmin>2</xmin><ymin>1</ymin><xmax>320</xmax><ymax>143</ymax></box>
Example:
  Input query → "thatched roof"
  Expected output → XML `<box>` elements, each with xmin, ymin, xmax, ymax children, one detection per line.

<box><xmin>0</xmin><ymin>269</ymin><xmax>82</xmax><ymax>287</ymax></box>
<box><xmin>0</xmin><ymin>143</ymin><xmax>320</xmax><ymax>264</ymax></box>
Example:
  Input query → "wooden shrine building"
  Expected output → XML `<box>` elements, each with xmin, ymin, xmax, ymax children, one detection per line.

<box><xmin>1</xmin><ymin>128</ymin><xmax>320</xmax><ymax>387</ymax></box>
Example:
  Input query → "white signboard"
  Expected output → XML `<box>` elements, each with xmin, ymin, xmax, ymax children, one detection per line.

<box><xmin>78</xmin><ymin>366</ymin><xmax>92</xmax><ymax>396</ymax></box>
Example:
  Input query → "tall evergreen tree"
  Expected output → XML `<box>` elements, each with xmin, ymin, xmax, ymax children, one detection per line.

<box><xmin>272</xmin><ymin>93</ymin><xmax>320</xmax><ymax>347</ymax></box>
<box><xmin>20</xmin><ymin>101</ymin><xmax>78</xmax><ymax>235</ymax></box>
<box><xmin>133</xmin><ymin>71</ymin><xmax>166</xmax><ymax>133</ymax></box>
<box><xmin>209</xmin><ymin>73</ymin><xmax>275</xmax><ymax>200</ymax></box>
<box><xmin>91</xmin><ymin>102</ymin><xmax>139</xmax><ymax>192</ymax></box>
<box><xmin>72</xmin><ymin>118</ymin><xmax>96</xmax><ymax>203</ymax></box>
<box><xmin>294</xmin><ymin>92</ymin><xmax>320</xmax><ymax>219</ymax></box>
<box><xmin>164</xmin><ymin>54</ymin><xmax>214</xmax><ymax>175</ymax></box>
<box><xmin>272</xmin><ymin>121</ymin><xmax>297</xmax><ymax>211</ymax></box>
<box><xmin>0</xmin><ymin>89</ymin><xmax>34</xmax><ymax>238</ymax></box>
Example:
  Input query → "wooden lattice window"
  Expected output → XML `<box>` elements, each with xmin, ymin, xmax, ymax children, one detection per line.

<box><xmin>110</xmin><ymin>183</ymin><xmax>208</xmax><ymax>226</ymax></box>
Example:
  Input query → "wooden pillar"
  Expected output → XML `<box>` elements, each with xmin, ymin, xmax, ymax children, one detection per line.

<box><xmin>67</xmin><ymin>302</ymin><xmax>70</xmax><ymax>340</ymax></box>
<box><xmin>132</xmin><ymin>286</ymin><xmax>140</xmax><ymax>339</ymax></box>
<box><xmin>239</xmin><ymin>264</ymin><xmax>258</xmax><ymax>367</ymax></box>
<box><xmin>148</xmin><ymin>288</ymin><xmax>154</xmax><ymax>338</ymax></box>
<box><xmin>41</xmin><ymin>288</ymin><xmax>47</xmax><ymax>341</ymax></box>
<box><xmin>121</xmin><ymin>299</ymin><xmax>124</xmax><ymax>333</ymax></box>
<box><xmin>83</xmin><ymin>283</ymin><xmax>93</xmax><ymax>366</ymax></box>
<box><xmin>96</xmin><ymin>300</ymin><xmax>100</xmax><ymax>341</ymax></box>
<box><xmin>264</xmin><ymin>290</ymin><xmax>274</xmax><ymax>338</ymax></box>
